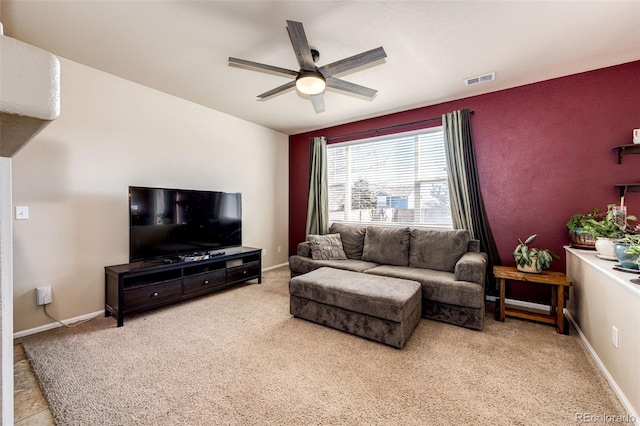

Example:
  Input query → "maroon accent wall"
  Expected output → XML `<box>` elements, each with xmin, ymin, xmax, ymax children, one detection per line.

<box><xmin>289</xmin><ymin>61</ymin><xmax>640</xmax><ymax>303</ymax></box>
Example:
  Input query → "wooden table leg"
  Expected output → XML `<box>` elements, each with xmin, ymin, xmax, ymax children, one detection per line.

<box><xmin>499</xmin><ymin>278</ymin><xmax>506</xmax><ymax>322</ymax></box>
<box><xmin>556</xmin><ymin>284</ymin><xmax>564</xmax><ymax>334</ymax></box>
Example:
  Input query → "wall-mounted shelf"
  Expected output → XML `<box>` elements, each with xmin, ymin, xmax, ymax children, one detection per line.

<box><xmin>614</xmin><ymin>184</ymin><xmax>640</xmax><ymax>197</ymax></box>
<box><xmin>613</xmin><ymin>144</ymin><xmax>640</xmax><ymax>164</ymax></box>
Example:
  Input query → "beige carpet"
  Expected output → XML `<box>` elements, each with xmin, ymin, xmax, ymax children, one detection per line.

<box><xmin>20</xmin><ymin>266</ymin><xmax>627</xmax><ymax>425</ymax></box>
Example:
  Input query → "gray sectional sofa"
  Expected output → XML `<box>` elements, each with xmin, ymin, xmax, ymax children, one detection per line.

<box><xmin>289</xmin><ymin>223</ymin><xmax>488</xmax><ymax>330</ymax></box>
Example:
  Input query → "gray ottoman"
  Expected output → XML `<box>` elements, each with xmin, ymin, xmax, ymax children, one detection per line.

<box><xmin>289</xmin><ymin>267</ymin><xmax>422</xmax><ymax>348</ymax></box>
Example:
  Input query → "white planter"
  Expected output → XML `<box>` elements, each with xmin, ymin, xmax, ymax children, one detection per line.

<box><xmin>595</xmin><ymin>237</ymin><xmax>617</xmax><ymax>260</ymax></box>
<box><xmin>516</xmin><ymin>256</ymin><xmax>541</xmax><ymax>273</ymax></box>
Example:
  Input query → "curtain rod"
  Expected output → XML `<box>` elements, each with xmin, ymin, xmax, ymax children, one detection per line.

<box><xmin>326</xmin><ymin>110</ymin><xmax>475</xmax><ymax>141</ymax></box>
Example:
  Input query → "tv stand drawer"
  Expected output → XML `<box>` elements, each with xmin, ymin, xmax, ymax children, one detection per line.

<box><xmin>124</xmin><ymin>279</ymin><xmax>182</xmax><ymax>311</ymax></box>
<box><xmin>183</xmin><ymin>269</ymin><xmax>226</xmax><ymax>295</ymax></box>
<box><xmin>227</xmin><ymin>261</ymin><xmax>260</xmax><ymax>283</ymax></box>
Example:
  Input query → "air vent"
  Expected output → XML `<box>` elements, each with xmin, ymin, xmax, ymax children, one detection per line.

<box><xmin>464</xmin><ymin>72</ymin><xmax>496</xmax><ymax>86</ymax></box>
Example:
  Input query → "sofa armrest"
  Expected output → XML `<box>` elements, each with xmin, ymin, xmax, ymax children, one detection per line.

<box><xmin>455</xmin><ymin>252</ymin><xmax>488</xmax><ymax>285</ymax></box>
<box><xmin>297</xmin><ymin>241</ymin><xmax>312</xmax><ymax>258</ymax></box>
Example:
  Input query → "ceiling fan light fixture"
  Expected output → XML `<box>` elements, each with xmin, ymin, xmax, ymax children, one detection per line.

<box><xmin>295</xmin><ymin>71</ymin><xmax>326</xmax><ymax>95</ymax></box>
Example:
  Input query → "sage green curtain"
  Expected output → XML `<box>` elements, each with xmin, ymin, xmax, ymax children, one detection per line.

<box><xmin>306</xmin><ymin>136</ymin><xmax>329</xmax><ymax>236</ymax></box>
<box><xmin>443</xmin><ymin>110</ymin><xmax>473</xmax><ymax>232</ymax></box>
<box><xmin>443</xmin><ymin>109</ymin><xmax>501</xmax><ymax>294</ymax></box>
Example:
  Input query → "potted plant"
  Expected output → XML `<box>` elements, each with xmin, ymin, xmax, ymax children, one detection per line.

<box><xmin>625</xmin><ymin>235</ymin><xmax>640</xmax><ymax>266</ymax></box>
<box><xmin>513</xmin><ymin>234</ymin><xmax>560</xmax><ymax>273</ymax></box>
<box><xmin>582</xmin><ymin>204</ymin><xmax>637</xmax><ymax>259</ymax></box>
<box><xmin>566</xmin><ymin>208</ymin><xmax>603</xmax><ymax>248</ymax></box>
<box><xmin>614</xmin><ymin>234</ymin><xmax>640</xmax><ymax>269</ymax></box>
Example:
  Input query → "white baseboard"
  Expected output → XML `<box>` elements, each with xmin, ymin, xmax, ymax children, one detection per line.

<box><xmin>13</xmin><ymin>310</ymin><xmax>104</xmax><ymax>339</ymax></box>
<box><xmin>263</xmin><ymin>262</ymin><xmax>289</xmax><ymax>272</ymax></box>
<box><xmin>565</xmin><ymin>311</ymin><xmax>639</xmax><ymax>425</ymax></box>
<box><xmin>485</xmin><ymin>294</ymin><xmax>551</xmax><ymax>312</ymax></box>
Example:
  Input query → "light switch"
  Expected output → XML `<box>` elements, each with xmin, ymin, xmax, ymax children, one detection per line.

<box><xmin>15</xmin><ymin>206</ymin><xmax>29</xmax><ymax>220</ymax></box>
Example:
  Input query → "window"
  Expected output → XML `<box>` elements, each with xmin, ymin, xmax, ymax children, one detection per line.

<box><xmin>327</xmin><ymin>127</ymin><xmax>452</xmax><ymax>228</ymax></box>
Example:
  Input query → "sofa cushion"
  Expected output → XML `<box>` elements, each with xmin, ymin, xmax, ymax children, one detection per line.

<box><xmin>362</xmin><ymin>226</ymin><xmax>410</xmax><ymax>266</ymax></box>
<box><xmin>365</xmin><ymin>265</ymin><xmax>484</xmax><ymax>309</ymax></box>
<box><xmin>288</xmin><ymin>255</ymin><xmax>379</xmax><ymax>276</ymax></box>
<box><xmin>329</xmin><ymin>223</ymin><xmax>367</xmax><ymax>260</ymax></box>
<box><xmin>409</xmin><ymin>228</ymin><xmax>471</xmax><ymax>272</ymax></box>
<box><xmin>308</xmin><ymin>234</ymin><xmax>347</xmax><ymax>260</ymax></box>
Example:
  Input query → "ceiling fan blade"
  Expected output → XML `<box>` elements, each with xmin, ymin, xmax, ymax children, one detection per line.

<box><xmin>310</xmin><ymin>94</ymin><xmax>325</xmax><ymax>113</ymax></box>
<box><xmin>318</xmin><ymin>47</ymin><xmax>387</xmax><ymax>77</ymax></box>
<box><xmin>228</xmin><ymin>57</ymin><xmax>298</xmax><ymax>78</ymax></box>
<box><xmin>286</xmin><ymin>20</ymin><xmax>315</xmax><ymax>71</ymax></box>
<box><xmin>257</xmin><ymin>80</ymin><xmax>296</xmax><ymax>99</ymax></box>
<box><xmin>326</xmin><ymin>77</ymin><xmax>378</xmax><ymax>98</ymax></box>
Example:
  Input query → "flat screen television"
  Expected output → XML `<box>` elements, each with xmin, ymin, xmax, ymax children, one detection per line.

<box><xmin>129</xmin><ymin>186</ymin><xmax>242</xmax><ymax>262</ymax></box>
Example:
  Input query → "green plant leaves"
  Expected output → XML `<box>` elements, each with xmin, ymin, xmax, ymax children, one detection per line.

<box><xmin>570</xmin><ymin>204</ymin><xmax>637</xmax><ymax>238</ymax></box>
<box><xmin>513</xmin><ymin>234</ymin><xmax>559</xmax><ymax>270</ymax></box>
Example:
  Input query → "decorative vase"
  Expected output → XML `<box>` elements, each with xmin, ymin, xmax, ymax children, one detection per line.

<box><xmin>613</xmin><ymin>242</ymin><xmax>639</xmax><ymax>269</ymax></box>
<box><xmin>516</xmin><ymin>256</ymin><xmax>541</xmax><ymax>273</ymax></box>
<box><xmin>612</xmin><ymin>206</ymin><xmax>627</xmax><ymax>228</ymax></box>
<box><xmin>595</xmin><ymin>237</ymin><xmax>617</xmax><ymax>260</ymax></box>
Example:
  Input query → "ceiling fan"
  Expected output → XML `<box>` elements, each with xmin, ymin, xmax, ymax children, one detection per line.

<box><xmin>228</xmin><ymin>20</ymin><xmax>387</xmax><ymax>113</ymax></box>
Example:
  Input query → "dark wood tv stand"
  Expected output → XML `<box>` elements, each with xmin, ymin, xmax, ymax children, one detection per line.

<box><xmin>104</xmin><ymin>246</ymin><xmax>262</xmax><ymax>327</ymax></box>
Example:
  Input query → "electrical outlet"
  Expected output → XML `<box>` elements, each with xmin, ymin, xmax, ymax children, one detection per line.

<box><xmin>277</xmin><ymin>246</ymin><xmax>282</xmax><ymax>253</ymax></box>
<box><xmin>36</xmin><ymin>285</ymin><xmax>52</xmax><ymax>306</ymax></box>
<box><xmin>262</xmin><ymin>249</ymin><xmax>267</xmax><ymax>257</ymax></box>
<box><xmin>612</xmin><ymin>326</ymin><xmax>619</xmax><ymax>348</ymax></box>
<box><xmin>15</xmin><ymin>206</ymin><xmax>29</xmax><ymax>220</ymax></box>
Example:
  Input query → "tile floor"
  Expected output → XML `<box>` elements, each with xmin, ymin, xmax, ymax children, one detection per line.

<box><xmin>14</xmin><ymin>344</ymin><xmax>54</xmax><ymax>425</ymax></box>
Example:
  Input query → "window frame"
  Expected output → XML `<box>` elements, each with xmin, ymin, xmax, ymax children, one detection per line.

<box><xmin>326</xmin><ymin>126</ymin><xmax>453</xmax><ymax>230</ymax></box>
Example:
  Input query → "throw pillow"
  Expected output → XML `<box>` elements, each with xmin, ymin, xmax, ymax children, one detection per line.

<box><xmin>308</xmin><ymin>234</ymin><xmax>348</xmax><ymax>260</ymax></box>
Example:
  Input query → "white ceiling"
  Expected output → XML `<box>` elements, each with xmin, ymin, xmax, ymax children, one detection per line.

<box><xmin>1</xmin><ymin>1</ymin><xmax>639</xmax><ymax>135</ymax></box>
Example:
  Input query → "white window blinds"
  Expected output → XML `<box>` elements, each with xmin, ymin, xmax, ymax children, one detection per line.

<box><xmin>327</xmin><ymin>127</ymin><xmax>452</xmax><ymax>228</ymax></box>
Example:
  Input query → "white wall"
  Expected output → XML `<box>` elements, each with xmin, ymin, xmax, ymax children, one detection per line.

<box><xmin>11</xmin><ymin>58</ymin><xmax>289</xmax><ymax>333</ymax></box>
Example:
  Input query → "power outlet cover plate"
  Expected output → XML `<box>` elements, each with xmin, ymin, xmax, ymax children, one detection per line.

<box><xmin>36</xmin><ymin>286</ymin><xmax>52</xmax><ymax>305</ymax></box>
<box><xmin>15</xmin><ymin>206</ymin><xmax>29</xmax><ymax>220</ymax></box>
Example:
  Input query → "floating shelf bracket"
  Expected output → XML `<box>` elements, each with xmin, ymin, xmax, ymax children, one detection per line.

<box><xmin>614</xmin><ymin>183</ymin><xmax>640</xmax><ymax>197</ymax></box>
<box><xmin>613</xmin><ymin>144</ymin><xmax>640</xmax><ymax>164</ymax></box>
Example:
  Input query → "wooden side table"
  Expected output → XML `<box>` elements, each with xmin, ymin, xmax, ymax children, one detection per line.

<box><xmin>493</xmin><ymin>265</ymin><xmax>572</xmax><ymax>334</ymax></box>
